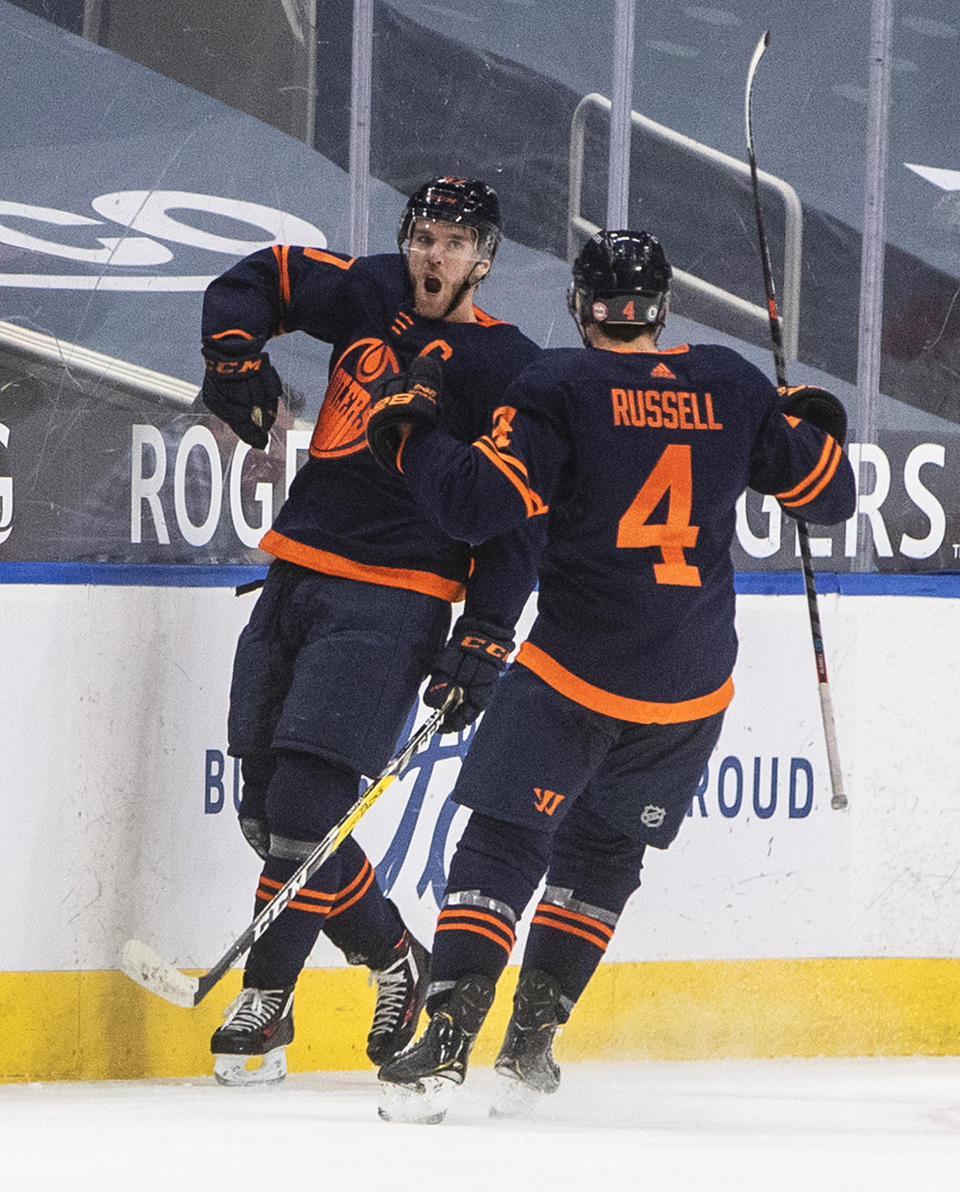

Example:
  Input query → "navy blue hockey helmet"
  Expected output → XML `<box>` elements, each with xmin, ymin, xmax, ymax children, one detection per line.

<box><xmin>398</xmin><ymin>177</ymin><xmax>502</xmax><ymax>260</ymax></box>
<box><xmin>568</xmin><ymin>230</ymin><xmax>672</xmax><ymax>330</ymax></box>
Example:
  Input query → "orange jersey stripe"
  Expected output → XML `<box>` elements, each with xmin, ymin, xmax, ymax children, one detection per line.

<box><xmin>303</xmin><ymin>247</ymin><xmax>356</xmax><ymax>270</ymax></box>
<box><xmin>473</xmin><ymin>438</ymin><xmax>549</xmax><ymax>520</ymax></box>
<box><xmin>531</xmin><ymin>912</ymin><xmax>611</xmax><ymax>950</ymax></box>
<box><xmin>260</xmin><ymin>529</ymin><xmax>466</xmax><ymax>603</ymax></box>
<box><xmin>775</xmin><ymin>431</ymin><xmax>835</xmax><ymax>501</ymax></box>
<box><xmin>472</xmin><ymin>307</ymin><xmax>509</xmax><ymax>327</ymax></box>
<box><xmin>270</xmin><ymin>244</ymin><xmax>291</xmax><ymax>309</ymax></box>
<box><xmin>780</xmin><ymin>441</ymin><xmax>843</xmax><ymax>509</ymax></box>
<box><xmin>517</xmin><ymin>641</ymin><xmax>734</xmax><ymax>724</ymax></box>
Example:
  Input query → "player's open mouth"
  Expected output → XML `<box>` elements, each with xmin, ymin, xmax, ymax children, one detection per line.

<box><xmin>424</xmin><ymin>277</ymin><xmax>442</xmax><ymax>294</ymax></box>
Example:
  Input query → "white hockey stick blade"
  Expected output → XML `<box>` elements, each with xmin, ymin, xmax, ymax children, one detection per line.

<box><xmin>120</xmin><ymin>938</ymin><xmax>200</xmax><ymax>1008</ymax></box>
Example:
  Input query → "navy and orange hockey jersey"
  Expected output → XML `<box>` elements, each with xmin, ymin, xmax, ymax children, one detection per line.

<box><xmin>202</xmin><ymin>247</ymin><xmax>542</xmax><ymax>627</ymax></box>
<box><xmin>395</xmin><ymin>342</ymin><xmax>857</xmax><ymax>723</ymax></box>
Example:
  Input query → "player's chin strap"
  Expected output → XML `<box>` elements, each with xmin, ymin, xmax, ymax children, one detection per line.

<box><xmin>436</xmin><ymin>259</ymin><xmax>491</xmax><ymax>319</ymax></box>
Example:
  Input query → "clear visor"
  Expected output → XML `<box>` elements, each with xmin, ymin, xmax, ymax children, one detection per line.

<box><xmin>404</xmin><ymin>217</ymin><xmax>487</xmax><ymax>262</ymax></box>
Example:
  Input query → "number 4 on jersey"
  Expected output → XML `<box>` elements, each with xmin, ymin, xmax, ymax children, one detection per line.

<box><xmin>616</xmin><ymin>443</ymin><xmax>701</xmax><ymax>587</ymax></box>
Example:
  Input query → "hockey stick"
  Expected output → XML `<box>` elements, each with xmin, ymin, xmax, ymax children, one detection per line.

<box><xmin>745</xmin><ymin>31</ymin><xmax>847</xmax><ymax>811</ymax></box>
<box><xmin>120</xmin><ymin>686</ymin><xmax>462</xmax><ymax>1007</ymax></box>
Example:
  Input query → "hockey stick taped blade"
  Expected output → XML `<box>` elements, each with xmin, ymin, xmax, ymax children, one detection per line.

<box><xmin>120</xmin><ymin>939</ymin><xmax>200</xmax><ymax>1008</ymax></box>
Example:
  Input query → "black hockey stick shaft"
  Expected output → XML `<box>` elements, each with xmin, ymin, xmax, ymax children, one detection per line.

<box><xmin>121</xmin><ymin>687</ymin><xmax>461</xmax><ymax>1006</ymax></box>
<box><xmin>746</xmin><ymin>31</ymin><xmax>847</xmax><ymax>811</ymax></box>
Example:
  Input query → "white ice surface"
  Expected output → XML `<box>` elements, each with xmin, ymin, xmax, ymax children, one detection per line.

<box><xmin>2</xmin><ymin>1058</ymin><xmax>960</xmax><ymax>1191</ymax></box>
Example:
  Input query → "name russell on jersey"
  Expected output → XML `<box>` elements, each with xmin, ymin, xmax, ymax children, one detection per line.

<box><xmin>611</xmin><ymin>388</ymin><xmax>724</xmax><ymax>431</ymax></box>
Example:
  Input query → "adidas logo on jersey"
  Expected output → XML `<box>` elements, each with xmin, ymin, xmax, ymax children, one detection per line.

<box><xmin>650</xmin><ymin>362</ymin><xmax>676</xmax><ymax>379</ymax></box>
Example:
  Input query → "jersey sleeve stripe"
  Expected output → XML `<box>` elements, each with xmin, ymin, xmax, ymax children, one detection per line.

<box><xmin>303</xmin><ymin>246</ymin><xmax>356</xmax><ymax>270</ymax></box>
<box><xmin>517</xmin><ymin>641</ymin><xmax>735</xmax><ymax>724</ymax></box>
<box><xmin>776</xmin><ymin>439</ymin><xmax>843</xmax><ymax>508</ymax></box>
<box><xmin>774</xmin><ymin>432</ymin><xmax>835</xmax><ymax>500</ymax></box>
<box><xmin>473</xmin><ymin>438</ymin><xmax>549</xmax><ymax>519</ymax></box>
<box><xmin>271</xmin><ymin>244</ymin><xmax>292</xmax><ymax>309</ymax></box>
<box><xmin>476</xmin><ymin>435</ymin><xmax>531</xmax><ymax>481</ymax></box>
<box><xmin>780</xmin><ymin>441</ymin><xmax>843</xmax><ymax>509</ymax></box>
<box><xmin>259</xmin><ymin>529</ymin><xmax>467</xmax><ymax>602</ymax></box>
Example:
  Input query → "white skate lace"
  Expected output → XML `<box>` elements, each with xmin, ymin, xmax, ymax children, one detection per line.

<box><xmin>369</xmin><ymin>954</ymin><xmax>414</xmax><ymax>1034</ymax></box>
<box><xmin>221</xmin><ymin>988</ymin><xmax>285</xmax><ymax>1033</ymax></box>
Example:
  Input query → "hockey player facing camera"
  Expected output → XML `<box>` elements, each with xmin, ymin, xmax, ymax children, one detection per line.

<box><xmin>365</xmin><ymin>229</ymin><xmax>856</xmax><ymax>1122</ymax></box>
<box><xmin>199</xmin><ymin>178</ymin><xmax>541</xmax><ymax>1085</ymax></box>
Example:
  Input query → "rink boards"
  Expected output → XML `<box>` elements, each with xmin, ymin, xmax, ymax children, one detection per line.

<box><xmin>2</xmin><ymin>581</ymin><xmax>959</xmax><ymax>1079</ymax></box>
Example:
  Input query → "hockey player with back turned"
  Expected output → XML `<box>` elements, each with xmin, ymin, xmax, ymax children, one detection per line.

<box><xmin>365</xmin><ymin>229</ymin><xmax>856</xmax><ymax>1122</ymax></box>
<box><xmin>198</xmin><ymin>178</ymin><xmax>541</xmax><ymax>1085</ymax></box>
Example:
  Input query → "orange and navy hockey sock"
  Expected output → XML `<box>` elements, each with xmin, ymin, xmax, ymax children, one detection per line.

<box><xmin>243</xmin><ymin>837</ymin><xmax>400</xmax><ymax>986</ymax></box>
<box><xmin>521</xmin><ymin>886</ymin><xmax>621</xmax><ymax>1017</ymax></box>
<box><xmin>425</xmin><ymin>811</ymin><xmax>551</xmax><ymax>1013</ymax></box>
<box><xmin>321</xmin><ymin>837</ymin><xmax>407</xmax><ymax>968</ymax></box>
<box><xmin>520</xmin><ymin>822</ymin><xmax>645</xmax><ymax>1013</ymax></box>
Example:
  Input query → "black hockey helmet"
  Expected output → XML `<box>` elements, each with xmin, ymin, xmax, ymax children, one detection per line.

<box><xmin>398</xmin><ymin>177</ymin><xmax>502</xmax><ymax>260</ymax></box>
<box><xmin>568</xmin><ymin>230</ymin><xmax>672</xmax><ymax>332</ymax></box>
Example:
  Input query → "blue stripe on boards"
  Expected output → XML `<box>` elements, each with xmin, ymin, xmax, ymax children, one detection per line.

<box><xmin>1</xmin><ymin>562</ymin><xmax>959</xmax><ymax>597</ymax></box>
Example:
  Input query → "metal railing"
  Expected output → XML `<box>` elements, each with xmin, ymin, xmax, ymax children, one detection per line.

<box><xmin>569</xmin><ymin>92</ymin><xmax>802</xmax><ymax>360</ymax></box>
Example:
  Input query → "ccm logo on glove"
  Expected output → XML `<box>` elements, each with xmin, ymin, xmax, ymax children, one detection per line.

<box><xmin>425</xmin><ymin>616</ymin><xmax>515</xmax><ymax>733</ymax></box>
<box><xmin>459</xmin><ymin>634</ymin><xmax>511</xmax><ymax>662</ymax></box>
<box><xmin>206</xmin><ymin>356</ymin><xmax>265</xmax><ymax>377</ymax></box>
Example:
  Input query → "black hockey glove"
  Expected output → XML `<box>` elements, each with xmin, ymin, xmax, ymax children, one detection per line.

<box><xmin>425</xmin><ymin>616</ymin><xmax>514</xmax><ymax>733</ymax></box>
<box><xmin>366</xmin><ymin>355</ymin><xmax>442</xmax><ymax>474</ymax></box>
<box><xmin>201</xmin><ymin>335</ymin><xmax>283</xmax><ymax>449</ymax></box>
<box><xmin>780</xmin><ymin>385</ymin><xmax>847</xmax><ymax>446</ymax></box>
<box><xmin>239</xmin><ymin>814</ymin><xmax>270</xmax><ymax>860</ymax></box>
<box><xmin>237</xmin><ymin>783</ymin><xmax>269</xmax><ymax>859</ymax></box>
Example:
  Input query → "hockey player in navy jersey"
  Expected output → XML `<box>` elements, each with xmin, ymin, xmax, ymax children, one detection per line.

<box><xmin>198</xmin><ymin>178</ymin><xmax>541</xmax><ymax>1085</ymax></box>
<box><xmin>366</xmin><ymin>229</ymin><xmax>856</xmax><ymax>1122</ymax></box>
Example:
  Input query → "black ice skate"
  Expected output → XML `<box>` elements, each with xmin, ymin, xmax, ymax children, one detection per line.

<box><xmin>210</xmin><ymin>985</ymin><xmax>295</xmax><ymax>1086</ymax></box>
<box><xmin>491</xmin><ymin>969</ymin><xmax>563</xmax><ymax>1118</ymax></box>
<box><xmin>366</xmin><ymin>929</ymin><xmax>431</xmax><ymax>1065</ymax></box>
<box><xmin>377</xmin><ymin>973</ymin><xmax>496</xmax><ymax>1124</ymax></box>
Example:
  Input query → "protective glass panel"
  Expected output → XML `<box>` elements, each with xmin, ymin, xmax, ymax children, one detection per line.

<box><xmin>0</xmin><ymin>1</ymin><xmax>956</xmax><ymax>574</ymax></box>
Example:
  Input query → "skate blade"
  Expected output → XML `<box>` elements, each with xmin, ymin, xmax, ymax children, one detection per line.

<box><xmin>377</xmin><ymin>1076</ymin><xmax>455</xmax><ymax>1124</ymax></box>
<box><xmin>213</xmin><ymin>1048</ymin><xmax>287</xmax><ymax>1087</ymax></box>
<box><xmin>489</xmin><ymin>1069</ymin><xmax>546</xmax><ymax>1119</ymax></box>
